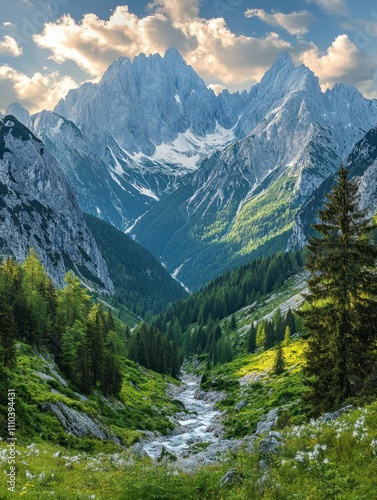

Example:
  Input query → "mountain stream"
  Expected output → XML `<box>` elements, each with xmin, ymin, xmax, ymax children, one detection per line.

<box><xmin>143</xmin><ymin>372</ymin><xmax>223</xmax><ymax>461</ymax></box>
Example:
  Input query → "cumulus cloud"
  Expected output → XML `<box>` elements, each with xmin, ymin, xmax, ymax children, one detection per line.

<box><xmin>33</xmin><ymin>5</ymin><xmax>291</xmax><ymax>88</ymax></box>
<box><xmin>306</xmin><ymin>0</ymin><xmax>347</xmax><ymax>15</ymax></box>
<box><xmin>0</xmin><ymin>65</ymin><xmax>78</xmax><ymax>113</ymax></box>
<box><xmin>17</xmin><ymin>3</ymin><xmax>375</xmax><ymax>103</ymax></box>
<box><xmin>299</xmin><ymin>35</ymin><xmax>365</xmax><ymax>88</ymax></box>
<box><xmin>245</xmin><ymin>9</ymin><xmax>314</xmax><ymax>36</ymax></box>
<box><xmin>284</xmin><ymin>32</ymin><xmax>376</xmax><ymax>97</ymax></box>
<box><xmin>0</xmin><ymin>36</ymin><xmax>23</xmax><ymax>57</ymax></box>
<box><xmin>2</xmin><ymin>22</ymin><xmax>14</xmax><ymax>28</ymax></box>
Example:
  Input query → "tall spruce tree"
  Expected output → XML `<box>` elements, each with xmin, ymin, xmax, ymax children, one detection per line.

<box><xmin>273</xmin><ymin>344</ymin><xmax>285</xmax><ymax>375</ymax></box>
<box><xmin>302</xmin><ymin>166</ymin><xmax>377</xmax><ymax>414</ymax></box>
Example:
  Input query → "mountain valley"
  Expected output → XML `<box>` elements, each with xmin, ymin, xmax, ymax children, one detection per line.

<box><xmin>1</xmin><ymin>46</ymin><xmax>377</xmax><ymax>500</ymax></box>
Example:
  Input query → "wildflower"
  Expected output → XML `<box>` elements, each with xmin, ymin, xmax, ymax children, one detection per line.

<box><xmin>323</xmin><ymin>458</ymin><xmax>329</xmax><ymax>464</ymax></box>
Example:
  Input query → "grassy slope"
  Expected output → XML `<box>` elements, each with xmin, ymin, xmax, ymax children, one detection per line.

<box><xmin>0</xmin><ymin>344</ymin><xmax>181</xmax><ymax>453</ymax></box>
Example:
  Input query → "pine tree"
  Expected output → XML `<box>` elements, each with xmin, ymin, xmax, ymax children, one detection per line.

<box><xmin>247</xmin><ymin>325</ymin><xmax>257</xmax><ymax>353</ymax></box>
<box><xmin>273</xmin><ymin>344</ymin><xmax>285</xmax><ymax>375</ymax></box>
<box><xmin>58</xmin><ymin>271</ymin><xmax>91</xmax><ymax>327</ymax></box>
<box><xmin>83</xmin><ymin>304</ymin><xmax>105</xmax><ymax>389</ymax></box>
<box><xmin>283</xmin><ymin>326</ymin><xmax>291</xmax><ymax>346</ymax></box>
<box><xmin>100</xmin><ymin>352</ymin><xmax>123</xmax><ymax>395</ymax></box>
<box><xmin>230</xmin><ymin>313</ymin><xmax>236</xmax><ymax>330</ymax></box>
<box><xmin>302</xmin><ymin>166</ymin><xmax>377</xmax><ymax>414</ymax></box>
<box><xmin>59</xmin><ymin>320</ymin><xmax>85</xmax><ymax>380</ymax></box>
<box><xmin>256</xmin><ymin>323</ymin><xmax>266</xmax><ymax>351</ymax></box>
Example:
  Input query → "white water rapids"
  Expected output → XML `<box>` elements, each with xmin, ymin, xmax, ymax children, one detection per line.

<box><xmin>143</xmin><ymin>372</ymin><xmax>223</xmax><ymax>460</ymax></box>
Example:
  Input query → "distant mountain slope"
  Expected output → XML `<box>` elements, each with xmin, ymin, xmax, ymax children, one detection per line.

<box><xmin>151</xmin><ymin>250</ymin><xmax>304</xmax><ymax>334</ymax></box>
<box><xmin>133</xmin><ymin>54</ymin><xmax>377</xmax><ymax>289</ymax></box>
<box><xmin>288</xmin><ymin>125</ymin><xmax>377</xmax><ymax>249</ymax></box>
<box><xmin>0</xmin><ymin>115</ymin><xmax>113</xmax><ymax>292</ymax></box>
<box><xmin>84</xmin><ymin>214</ymin><xmax>187</xmax><ymax>316</ymax></box>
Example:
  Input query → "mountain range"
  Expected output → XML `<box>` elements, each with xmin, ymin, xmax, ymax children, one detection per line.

<box><xmin>5</xmin><ymin>49</ymin><xmax>377</xmax><ymax>290</ymax></box>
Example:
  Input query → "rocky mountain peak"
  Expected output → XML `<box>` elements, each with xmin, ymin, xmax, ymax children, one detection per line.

<box><xmin>0</xmin><ymin>115</ymin><xmax>113</xmax><ymax>292</ymax></box>
<box><xmin>5</xmin><ymin>104</ymin><xmax>30</xmax><ymax>127</ymax></box>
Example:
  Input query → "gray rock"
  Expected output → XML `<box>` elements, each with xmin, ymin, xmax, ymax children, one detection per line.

<box><xmin>319</xmin><ymin>405</ymin><xmax>354</xmax><ymax>422</ymax></box>
<box><xmin>0</xmin><ymin>116</ymin><xmax>113</xmax><ymax>292</ymax></box>
<box><xmin>235</xmin><ymin>400</ymin><xmax>246</xmax><ymax>411</ymax></box>
<box><xmin>132</xmin><ymin>441</ymin><xmax>147</xmax><ymax>459</ymax></box>
<box><xmin>259</xmin><ymin>459</ymin><xmax>269</xmax><ymax>471</ymax></box>
<box><xmin>219</xmin><ymin>468</ymin><xmax>240</xmax><ymax>487</ymax></box>
<box><xmin>41</xmin><ymin>401</ymin><xmax>113</xmax><ymax>441</ymax></box>
<box><xmin>255</xmin><ymin>409</ymin><xmax>279</xmax><ymax>436</ymax></box>
<box><xmin>242</xmin><ymin>435</ymin><xmax>257</xmax><ymax>454</ymax></box>
<box><xmin>258</xmin><ymin>431</ymin><xmax>283</xmax><ymax>456</ymax></box>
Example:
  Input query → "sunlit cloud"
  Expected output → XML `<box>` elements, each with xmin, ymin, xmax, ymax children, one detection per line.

<box><xmin>208</xmin><ymin>83</ymin><xmax>226</xmax><ymax>95</ymax></box>
<box><xmin>0</xmin><ymin>65</ymin><xmax>78</xmax><ymax>113</ymax></box>
<box><xmin>298</xmin><ymin>35</ymin><xmax>362</xmax><ymax>87</ymax></box>
<box><xmin>8</xmin><ymin>2</ymin><xmax>373</xmax><ymax>105</ymax></box>
<box><xmin>245</xmin><ymin>9</ymin><xmax>315</xmax><ymax>36</ymax></box>
<box><xmin>34</xmin><ymin>5</ymin><xmax>291</xmax><ymax>89</ymax></box>
<box><xmin>0</xmin><ymin>36</ymin><xmax>23</xmax><ymax>57</ymax></box>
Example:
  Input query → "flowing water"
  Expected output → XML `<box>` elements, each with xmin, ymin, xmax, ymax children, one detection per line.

<box><xmin>143</xmin><ymin>372</ymin><xmax>222</xmax><ymax>460</ymax></box>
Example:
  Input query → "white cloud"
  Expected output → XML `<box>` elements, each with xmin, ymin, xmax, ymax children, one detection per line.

<box><xmin>245</xmin><ymin>9</ymin><xmax>314</xmax><ymax>36</ymax></box>
<box><xmin>8</xmin><ymin>3</ymin><xmax>375</xmax><ymax>104</ymax></box>
<box><xmin>2</xmin><ymin>22</ymin><xmax>14</xmax><ymax>28</ymax></box>
<box><xmin>307</xmin><ymin>0</ymin><xmax>347</xmax><ymax>15</ymax></box>
<box><xmin>296</xmin><ymin>35</ymin><xmax>374</xmax><ymax>92</ymax></box>
<box><xmin>147</xmin><ymin>0</ymin><xmax>200</xmax><ymax>21</ymax></box>
<box><xmin>0</xmin><ymin>65</ymin><xmax>78</xmax><ymax>113</ymax></box>
<box><xmin>208</xmin><ymin>83</ymin><xmax>226</xmax><ymax>95</ymax></box>
<box><xmin>33</xmin><ymin>5</ymin><xmax>291</xmax><ymax>88</ymax></box>
<box><xmin>0</xmin><ymin>36</ymin><xmax>23</xmax><ymax>57</ymax></box>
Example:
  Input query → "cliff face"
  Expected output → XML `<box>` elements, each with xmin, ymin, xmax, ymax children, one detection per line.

<box><xmin>0</xmin><ymin>115</ymin><xmax>113</xmax><ymax>293</ymax></box>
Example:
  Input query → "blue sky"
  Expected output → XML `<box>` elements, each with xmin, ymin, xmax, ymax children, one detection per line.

<box><xmin>1</xmin><ymin>0</ymin><xmax>376</xmax><ymax>113</ymax></box>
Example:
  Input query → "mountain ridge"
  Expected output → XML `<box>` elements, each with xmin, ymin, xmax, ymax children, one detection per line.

<box><xmin>0</xmin><ymin>115</ymin><xmax>113</xmax><ymax>293</ymax></box>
